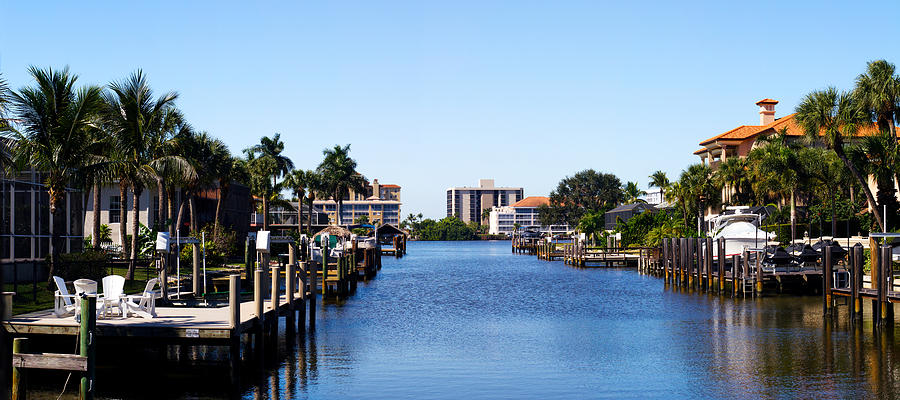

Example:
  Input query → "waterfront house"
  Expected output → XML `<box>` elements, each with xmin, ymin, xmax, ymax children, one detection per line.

<box><xmin>314</xmin><ymin>178</ymin><xmax>402</xmax><ymax>226</ymax></box>
<box><xmin>604</xmin><ymin>203</ymin><xmax>657</xmax><ymax>230</ymax></box>
<box><xmin>488</xmin><ymin>196</ymin><xmax>570</xmax><ymax>236</ymax></box>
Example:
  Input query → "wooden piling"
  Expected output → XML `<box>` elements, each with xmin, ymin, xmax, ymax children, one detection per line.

<box><xmin>732</xmin><ymin>254</ymin><xmax>740</xmax><ymax>297</ymax></box>
<box><xmin>852</xmin><ymin>244</ymin><xmax>862</xmax><ymax>321</ymax></box>
<box><xmin>687</xmin><ymin>238</ymin><xmax>694</xmax><ymax>288</ymax></box>
<box><xmin>229</xmin><ymin>275</ymin><xmax>241</xmax><ymax>387</ymax></box>
<box><xmin>755</xmin><ymin>249</ymin><xmax>763</xmax><ymax>295</ymax></box>
<box><xmin>717</xmin><ymin>239</ymin><xmax>726</xmax><ymax>293</ymax></box>
<box><xmin>79</xmin><ymin>295</ymin><xmax>96</xmax><ymax>400</ymax></box>
<box><xmin>254</xmin><ymin>269</ymin><xmax>265</xmax><ymax>356</ymax></box>
<box><xmin>823</xmin><ymin>246</ymin><xmax>833</xmax><ymax>317</ymax></box>
<box><xmin>742</xmin><ymin>249</ymin><xmax>750</xmax><ymax>297</ymax></box>
<box><xmin>705</xmin><ymin>238</ymin><xmax>713</xmax><ymax>291</ymax></box>
<box><xmin>12</xmin><ymin>338</ymin><xmax>27</xmax><ymax>400</ymax></box>
<box><xmin>309</xmin><ymin>260</ymin><xmax>317</xmax><ymax>330</ymax></box>
<box><xmin>286</xmin><ymin>262</ymin><xmax>296</xmax><ymax>333</ymax></box>
<box><xmin>880</xmin><ymin>245</ymin><xmax>891</xmax><ymax>325</ymax></box>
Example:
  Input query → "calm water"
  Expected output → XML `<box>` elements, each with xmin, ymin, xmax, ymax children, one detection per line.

<box><xmin>237</xmin><ymin>241</ymin><xmax>900</xmax><ymax>399</ymax></box>
<box><xmin>34</xmin><ymin>240</ymin><xmax>900</xmax><ymax>398</ymax></box>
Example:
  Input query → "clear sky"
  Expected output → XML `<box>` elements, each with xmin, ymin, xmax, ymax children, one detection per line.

<box><xmin>3</xmin><ymin>1</ymin><xmax>900</xmax><ymax>219</ymax></box>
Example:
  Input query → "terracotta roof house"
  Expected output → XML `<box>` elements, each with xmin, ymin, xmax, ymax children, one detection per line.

<box><xmin>694</xmin><ymin>98</ymin><xmax>895</xmax><ymax>168</ymax></box>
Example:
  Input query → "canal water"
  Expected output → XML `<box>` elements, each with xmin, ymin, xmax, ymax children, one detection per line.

<box><xmin>34</xmin><ymin>240</ymin><xmax>900</xmax><ymax>398</ymax></box>
<box><xmin>237</xmin><ymin>240</ymin><xmax>900</xmax><ymax>399</ymax></box>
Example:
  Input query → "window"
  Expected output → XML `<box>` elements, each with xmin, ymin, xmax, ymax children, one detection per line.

<box><xmin>109</xmin><ymin>196</ymin><xmax>123</xmax><ymax>223</ymax></box>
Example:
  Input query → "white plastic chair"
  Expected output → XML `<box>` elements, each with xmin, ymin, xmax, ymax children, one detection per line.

<box><xmin>124</xmin><ymin>278</ymin><xmax>159</xmax><ymax>319</ymax></box>
<box><xmin>99</xmin><ymin>275</ymin><xmax>127</xmax><ymax>318</ymax></box>
<box><xmin>52</xmin><ymin>276</ymin><xmax>78</xmax><ymax>317</ymax></box>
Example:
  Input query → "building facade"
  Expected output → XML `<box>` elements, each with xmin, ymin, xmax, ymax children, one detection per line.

<box><xmin>314</xmin><ymin>178</ymin><xmax>402</xmax><ymax>225</ymax></box>
<box><xmin>488</xmin><ymin>196</ymin><xmax>569</xmax><ymax>236</ymax></box>
<box><xmin>447</xmin><ymin>179</ymin><xmax>523</xmax><ymax>224</ymax></box>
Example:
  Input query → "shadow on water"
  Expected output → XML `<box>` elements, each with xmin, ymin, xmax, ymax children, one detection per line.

<box><xmin>20</xmin><ymin>241</ymin><xmax>900</xmax><ymax>398</ymax></box>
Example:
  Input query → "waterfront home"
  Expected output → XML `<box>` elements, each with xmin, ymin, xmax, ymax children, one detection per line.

<box><xmin>488</xmin><ymin>196</ymin><xmax>570</xmax><ymax>236</ymax></box>
<box><xmin>314</xmin><ymin>178</ymin><xmax>402</xmax><ymax>225</ymax></box>
<box><xmin>604</xmin><ymin>203</ymin><xmax>657</xmax><ymax>230</ymax></box>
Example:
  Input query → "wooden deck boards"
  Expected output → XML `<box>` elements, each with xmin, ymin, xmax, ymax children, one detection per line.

<box><xmin>2</xmin><ymin>293</ymin><xmax>304</xmax><ymax>338</ymax></box>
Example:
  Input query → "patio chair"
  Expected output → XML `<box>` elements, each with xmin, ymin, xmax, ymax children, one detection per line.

<box><xmin>52</xmin><ymin>276</ymin><xmax>78</xmax><ymax>317</ymax></box>
<box><xmin>99</xmin><ymin>275</ymin><xmax>127</xmax><ymax>318</ymax></box>
<box><xmin>124</xmin><ymin>278</ymin><xmax>159</xmax><ymax>319</ymax></box>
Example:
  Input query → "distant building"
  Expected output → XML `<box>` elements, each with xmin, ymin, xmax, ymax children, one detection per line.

<box><xmin>447</xmin><ymin>179</ymin><xmax>523</xmax><ymax>224</ymax></box>
<box><xmin>641</xmin><ymin>188</ymin><xmax>664</xmax><ymax>206</ymax></box>
<box><xmin>604</xmin><ymin>203</ymin><xmax>657</xmax><ymax>230</ymax></box>
<box><xmin>84</xmin><ymin>181</ymin><xmax>251</xmax><ymax>247</ymax></box>
<box><xmin>315</xmin><ymin>178</ymin><xmax>402</xmax><ymax>225</ymax></box>
<box><xmin>488</xmin><ymin>196</ymin><xmax>570</xmax><ymax>236</ymax></box>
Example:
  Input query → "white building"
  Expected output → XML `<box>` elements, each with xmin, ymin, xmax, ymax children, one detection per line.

<box><xmin>641</xmin><ymin>188</ymin><xmax>665</xmax><ymax>206</ymax></box>
<box><xmin>447</xmin><ymin>179</ymin><xmax>523</xmax><ymax>224</ymax></box>
<box><xmin>314</xmin><ymin>179</ymin><xmax>402</xmax><ymax>225</ymax></box>
<box><xmin>488</xmin><ymin>196</ymin><xmax>570</xmax><ymax>236</ymax></box>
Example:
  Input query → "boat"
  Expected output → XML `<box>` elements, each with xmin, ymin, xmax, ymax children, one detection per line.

<box><xmin>708</xmin><ymin>206</ymin><xmax>776</xmax><ymax>257</ymax></box>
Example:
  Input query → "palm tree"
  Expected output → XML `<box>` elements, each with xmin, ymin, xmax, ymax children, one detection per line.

<box><xmin>303</xmin><ymin>170</ymin><xmax>327</xmax><ymax>235</ymax></box>
<box><xmin>850</xmin><ymin>131</ymin><xmax>900</xmax><ymax>229</ymax></box>
<box><xmin>246</xmin><ymin>134</ymin><xmax>294</xmax><ymax>230</ymax></box>
<box><xmin>0</xmin><ymin>73</ymin><xmax>13</xmax><ymax>171</ymax></box>
<box><xmin>284</xmin><ymin>169</ymin><xmax>316</xmax><ymax>234</ymax></box>
<box><xmin>213</xmin><ymin>155</ymin><xmax>249</xmax><ymax>240</ymax></box>
<box><xmin>172</xmin><ymin>131</ymin><xmax>226</xmax><ymax>235</ymax></box>
<box><xmin>648</xmin><ymin>170</ymin><xmax>670</xmax><ymax>202</ymax></box>
<box><xmin>802</xmin><ymin>147</ymin><xmax>848</xmax><ymax>236</ymax></box>
<box><xmin>715</xmin><ymin>157</ymin><xmax>748</xmax><ymax>206</ymax></box>
<box><xmin>103</xmin><ymin>70</ymin><xmax>192</xmax><ymax>278</ymax></box>
<box><xmin>795</xmin><ymin>87</ymin><xmax>883</xmax><ymax>231</ymax></box>
<box><xmin>748</xmin><ymin>131</ymin><xmax>805</xmax><ymax>241</ymax></box>
<box><xmin>317</xmin><ymin>144</ymin><xmax>367</xmax><ymax>226</ymax></box>
<box><xmin>11</xmin><ymin>66</ymin><xmax>104</xmax><ymax>280</ymax></box>
<box><xmin>855</xmin><ymin>60</ymin><xmax>900</xmax><ymax>139</ymax></box>
<box><xmin>678</xmin><ymin>164</ymin><xmax>718</xmax><ymax>235</ymax></box>
<box><xmin>623</xmin><ymin>181</ymin><xmax>646</xmax><ymax>204</ymax></box>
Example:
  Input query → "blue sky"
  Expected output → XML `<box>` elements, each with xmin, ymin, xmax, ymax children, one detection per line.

<box><xmin>2</xmin><ymin>1</ymin><xmax>900</xmax><ymax>218</ymax></box>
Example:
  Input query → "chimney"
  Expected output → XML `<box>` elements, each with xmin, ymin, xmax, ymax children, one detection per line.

<box><xmin>372</xmin><ymin>179</ymin><xmax>381</xmax><ymax>199</ymax></box>
<box><xmin>756</xmin><ymin>98</ymin><xmax>778</xmax><ymax>125</ymax></box>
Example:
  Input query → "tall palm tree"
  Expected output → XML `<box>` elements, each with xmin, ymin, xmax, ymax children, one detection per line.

<box><xmin>303</xmin><ymin>170</ymin><xmax>327</xmax><ymax>235</ymax></box>
<box><xmin>795</xmin><ymin>87</ymin><xmax>883</xmax><ymax>231</ymax></box>
<box><xmin>103</xmin><ymin>70</ymin><xmax>192</xmax><ymax>278</ymax></box>
<box><xmin>748</xmin><ymin>131</ymin><xmax>804</xmax><ymax>241</ymax></box>
<box><xmin>648</xmin><ymin>170</ymin><xmax>669</xmax><ymax>202</ymax></box>
<box><xmin>317</xmin><ymin>144</ymin><xmax>367</xmax><ymax>226</ymax></box>
<box><xmin>623</xmin><ymin>181</ymin><xmax>646</xmax><ymax>204</ymax></box>
<box><xmin>246</xmin><ymin>133</ymin><xmax>294</xmax><ymax>230</ymax></box>
<box><xmin>213</xmin><ymin>155</ymin><xmax>249</xmax><ymax>240</ymax></box>
<box><xmin>285</xmin><ymin>169</ymin><xmax>320</xmax><ymax>234</ymax></box>
<box><xmin>715</xmin><ymin>157</ymin><xmax>748</xmax><ymax>205</ymax></box>
<box><xmin>679</xmin><ymin>164</ymin><xmax>718</xmax><ymax>235</ymax></box>
<box><xmin>855</xmin><ymin>60</ymin><xmax>900</xmax><ymax>216</ymax></box>
<box><xmin>0</xmin><ymin>73</ymin><xmax>13</xmax><ymax>171</ymax></box>
<box><xmin>11</xmin><ymin>66</ymin><xmax>104</xmax><ymax>279</ymax></box>
<box><xmin>802</xmin><ymin>147</ymin><xmax>847</xmax><ymax>236</ymax></box>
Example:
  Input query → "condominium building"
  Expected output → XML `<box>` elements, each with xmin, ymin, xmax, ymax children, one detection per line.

<box><xmin>488</xmin><ymin>196</ymin><xmax>570</xmax><ymax>236</ymax></box>
<box><xmin>446</xmin><ymin>179</ymin><xmax>523</xmax><ymax>224</ymax></box>
<box><xmin>314</xmin><ymin>179</ymin><xmax>402</xmax><ymax>225</ymax></box>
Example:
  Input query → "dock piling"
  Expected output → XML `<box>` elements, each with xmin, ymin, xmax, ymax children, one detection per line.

<box><xmin>12</xmin><ymin>338</ymin><xmax>27</xmax><ymax>400</ymax></box>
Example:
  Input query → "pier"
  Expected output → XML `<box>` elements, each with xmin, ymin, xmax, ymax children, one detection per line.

<box><xmin>1</xmin><ymin>236</ymin><xmax>390</xmax><ymax>397</ymax></box>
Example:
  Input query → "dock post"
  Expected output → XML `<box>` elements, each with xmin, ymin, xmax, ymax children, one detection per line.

<box><xmin>686</xmin><ymin>238</ymin><xmax>694</xmax><ymax>288</ymax></box>
<box><xmin>741</xmin><ymin>250</ymin><xmax>749</xmax><ymax>297</ymax></box>
<box><xmin>270</xmin><ymin>266</ymin><xmax>280</xmax><ymax>344</ymax></box>
<box><xmin>755</xmin><ymin>249</ymin><xmax>763</xmax><ymax>296</ymax></box>
<box><xmin>286</xmin><ymin>262</ymin><xmax>296</xmax><ymax>334</ymax></box>
<box><xmin>229</xmin><ymin>274</ymin><xmax>241</xmax><ymax>388</ymax></box>
<box><xmin>79</xmin><ymin>295</ymin><xmax>96</xmax><ymax>400</ymax></box>
<box><xmin>298</xmin><ymin>261</ymin><xmax>307</xmax><ymax>333</ymax></box>
<box><xmin>309</xmin><ymin>260</ymin><xmax>317</xmax><ymax>330</ymax></box>
<box><xmin>662</xmin><ymin>238</ymin><xmax>669</xmax><ymax>283</ymax></box>
<box><xmin>12</xmin><ymin>338</ymin><xmax>27</xmax><ymax>400</ymax></box>
<box><xmin>732</xmin><ymin>254</ymin><xmax>740</xmax><ymax>297</ymax></box>
<box><xmin>695</xmin><ymin>238</ymin><xmax>702</xmax><ymax>290</ymax></box>
<box><xmin>824</xmin><ymin>246</ymin><xmax>833</xmax><ymax>317</ymax></box>
<box><xmin>880</xmin><ymin>245</ymin><xmax>892</xmax><ymax>326</ymax></box>
<box><xmin>705</xmin><ymin>238</ymin><xmax>713</xmax><ymax>292</ymax></box>
<box><xmin>852</xmin><ymin>244</ymin><xmax>862</xmax><ymax>321</ymax></box>
<box><xmin>254</xmin><ymin>269</ymin><xmax>265</xmax><ymax>359</ymax></box>
<box><xmin>717</xmin><ymin>239</ymin><xmax>726</xmax><ymax>293</ymax></box>
<box><xmin>671</xmin><ymin>239</ymin><xmax>679</xmax><ymax>285</ymax></box>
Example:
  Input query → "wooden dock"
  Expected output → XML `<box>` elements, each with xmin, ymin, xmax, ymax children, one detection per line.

<box><xmin>0</xmin><ymin>242</ymin><xmax>393</xmax><ymax>397</ymax></box>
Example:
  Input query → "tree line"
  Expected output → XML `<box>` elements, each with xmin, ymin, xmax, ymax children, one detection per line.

<box><xmin>0</xmin><ymin>66</ymin><xmax>368</xmax><ymax>280</ymax></box>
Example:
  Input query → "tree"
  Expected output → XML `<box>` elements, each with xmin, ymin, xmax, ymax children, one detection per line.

<box><xmin>677</xmin><ymin>164</ymin><xmax>719</xmax><ymax>235</ymax></box>
<box><xmin>715</xmin><ymin>157</ymin><xmax>748</xmax><ymax>205</ymax></box>
<box><xmin>214</xmin><ymin>155</ymin><xmax>249</xmax><ymax>240</ymax></box>
<box><xmin>648</xmin><ymin>170</ymin><xmax>670</xmax><ymax>202</ymax></box>
<box><xmin>246</xmin><ymin>133</ymin><xmax>294</xmax><ymax>230</ymax></box>
<box><xmin>481</xmin><ymin>207</ymin><xmax>492</xmax><ymax>225</ymax></box>
<box><xmin>849</xmin><ymin>131</ymin><xmax>900</xmax><ymax>229</ymax></box>
<box><xmin>11</xmin><ymin>66</ymin><xmax>104</xmax><ymax>281</ymax></box>
<box><xmin>802</xmin><ymin>147</ymin><xmax>848</xmax><ymax>236</ymax></box>
<box><xmin>103</xmin><ymin>70</ymin><xmax>191</xmax><ymax>278</ymax></box>
<box><xmin>747</xmin><ymin>131</ymin><xmax>805</xmax><ymax>241</ymax></box>
<box><xmin>577</xmin><ymin>211</ymin><xmax>605</xmax><ymax>244</ymax></box>
<box><xmin>622</xmin><ymin>181</ymin><xmax>646</xmax><ymax>204</ymax></box>
<box><xmin>317</xmin><ymin>144</ymin><xmax>367</xmax><ymax>226</ymax></box>
<box><xmin>795</xmin><ymin>87</ymin><xmax>882</xmax><ymax>230</ymax></box>
<box><xmin>284</xmin><ymin>169</ymin><xmax>315</xmax><ymax>234</ymax></box>
<box><xmin>541</xmin><ymin>169</ymin><xmax>624</xmax><ymax>227</ymax></box>
<box><xmin>0</xmin><ymin>73</ymin><xmax>13</xmax><ymax>171</ymax></box>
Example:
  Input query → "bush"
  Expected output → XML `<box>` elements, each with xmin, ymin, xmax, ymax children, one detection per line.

<box><xmin>55</xmin><ymin>250</ymin><xmax>111</xmax><ymax>283</ymax></box>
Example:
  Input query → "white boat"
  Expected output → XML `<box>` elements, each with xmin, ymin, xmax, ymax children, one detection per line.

<box><xmin>707</xmin><ymin>207</ymin><xmax>776</xmax><ymax>257</ymax></box>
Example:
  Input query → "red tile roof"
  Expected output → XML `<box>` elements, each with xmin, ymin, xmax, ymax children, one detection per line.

<box><xmin>380</xmin><ymin>184</ymin><xmax>400</xmax><ymax>188</ymax></box>
<box><xmin>755</xmin><ymin>98</ymin><xmax>779</xmax><ymax>105</ymax></box>
<box><xmin>511</xmin><ymin>196</ymin><xmax>550</xmax><ymax>208</ymax></box>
